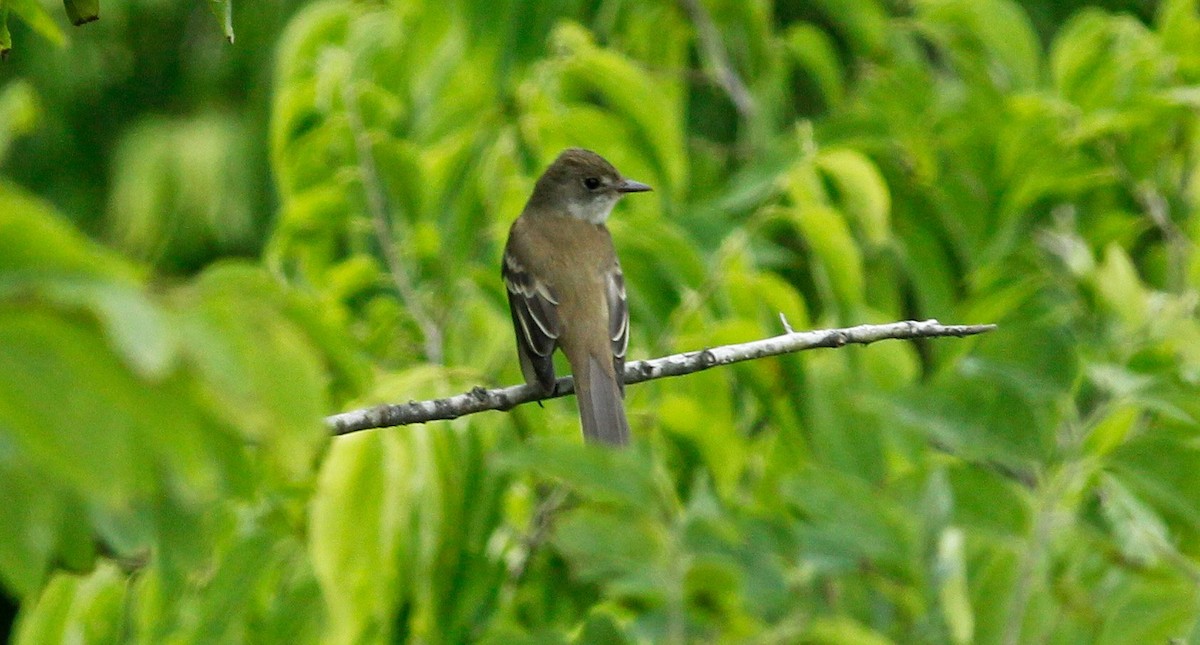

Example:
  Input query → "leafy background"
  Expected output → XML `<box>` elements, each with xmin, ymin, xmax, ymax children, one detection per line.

<box><xmin>2</xmin><ymin>0</ymin><xmax>1200</xmax><ymax>642</ymax></box>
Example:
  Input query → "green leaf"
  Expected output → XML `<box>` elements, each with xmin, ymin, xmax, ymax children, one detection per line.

<box><xmin>107</xmin><ymin>115</ymin><xmax>258</xmax><ymax>270</ymax></box>
<box><xmin>0</xmin><ymin>279</ymin><xmax>177</xmax><ymax>380</ymax></box>
<box><xmin>815</xmin><ymin>148</ymin><xmax>891</xmax><ymax>246</ymax></box>
<box><xmin>175</xmin><ymin>264</ymin><xmax>328</xmax><ymax>482</ymax></box>
<box><xmin>0</xmin><ymin>463</ymin><xmax>92</xmax><ymax>599</ymax></box>
<box><xmin>0</xmin><ymin>80</ymin><xmax>40</xmax><ymax>162</ymax></box>
<box><xmin>208</xmin><ymin>0</ymin><xmax>233</xmax><ymax>43</ymax></box>
<box><xmin>187</xmin><ymin>533</ymin><xmax>278</xmax><ymax>641</ymax></box>
<box><xmin>1051</xmin><ymin>10</ymin><xmax>1163</xmax><ymax>110</ymax></box>
<box><xmin>916</xmin><ymin>0</ymin><xmax>1041</xmax><ymax>91</ymax></box>
<box><xmin>1095</xmin><ymin>576</ymin><xmax>1197</xmax><ymax>644</ymax></box>
<box><xmin>784</xmin><ymin>467</ymin><xmax>915</xmax><ymax>573</ymax></box>
<box><xmin>13</xmin><ymin>563</ymin><xmax>126</xmax><ymax>645</ymax></box>
<box><xmin>575</xmin><ymin>610</ymin><xmax>630</xmax><ymax>645</ymax></box>
<box><xmin>935</xmin><ymin>528</ymin><xmax>974</xmax><ymax>645</ymax></box>
<box><xmin>946</xmin><ymin>464</ymin><xmax>1031</xmax><ymax>536</ymax></box>
<box><xmin>498</xmin><ymin>439</ymin><xmax>660</xmax><ymax>511</ymax></box>
<box><xmin>0</xmin><ymin>184</ymin><xmax>134</xmax><ymax>279</ymax></box>
<box><xmin>965</xmin><ymin>545</ymin><xmax>1019</xmax><ymax>642</ymax></box>
<box><xmin>1159</xmin><ymin>0</ymin><xmax>1200</xmax><ymax>77</ymax></box>
<box><xmin>0</xmin><ymin>7</ymin><xmax>11</xmax><ymax>58</ymax></box>
<box><xmin>1083</xmin><ymin>404</ymin><xmax>1139</xmax><ymax>458</ymax></box>
<box><xmin>5</xmin><ymin>0</ymin><xmax>66</xmax><ymax>47</ymax></box>
<box><xmin>1111</xmin><ymin>431</ymin><xmax>1200</xmax><ymax>532</ymax></box>
<box><xmin>553</xmin><ymin>506</ymin><xmax>666</xmax><ymax>597</ymax></box>
<box><xmin>1099</xmin><ymin>473</ymin><xmax>1169</xmax><ymax>567</ymax></box>
<box><xmin>792</xmin><ymin>203</ymin><xmax>866</xmax><ymax>312</ymax></box>
<box><xmin>0</xmin><ymin>310</ymin><xmax>154</xmax><ymax>500</ymax></box>
<box><xmin>310</xmin><ymin>432</ymin><xmax>412</xmax><ymax>643</ymax></box>
<box><xmin>1092</xmin><ymin>243</ymin><xmax>1149</xmax><ymax>330</ymax></box>
<box><xmin>62</xmin><ymin>0</ymin><xmax>98</xmax><ymax>26</ymax></box>
<box><xmin>808</xmin><ymin>0</ymin><xmax>889</xmax><ymax>58</ymax></box>
<box><xmin>785</xmin><ymin>23</ymin><xmax>845</xmax><ymax>108</ymax></box>
<box><xmin>804</xmin><ymin>615</ymin><xmax>896</xmax><ymax>645</ymax></box>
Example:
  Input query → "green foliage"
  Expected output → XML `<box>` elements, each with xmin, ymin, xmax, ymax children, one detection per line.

<box><xmin>1</xmin><ymin>0</ymin><xmax>65</xmax><ymax>54</ymax></box>
<box><xmin>0</xmin><ymin>183</ymin><xmax>359</xmax><ymax>639</ymax></box>
<box><xmin>62</xmin><ymin>0</ymin><xmax>99</xmax><ymax>27</ymax></box>
<box><xmin>0</xmin><ymin>0</ymin><xmax>232</xmax><ymax>54</ymax></box>
<box><xmin>4</xmin><ymin>0</ymin><xmax>1200</xmax><ymax>642</ymax></box>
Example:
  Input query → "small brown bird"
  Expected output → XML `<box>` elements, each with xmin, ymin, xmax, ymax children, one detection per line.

<box><xmin>502</xmin><ymin>149</ymin><xmax>652</xmax><ymax>445</ymax></box>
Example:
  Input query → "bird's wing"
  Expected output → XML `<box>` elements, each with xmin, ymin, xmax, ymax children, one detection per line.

<box><xmin>607</xmin><ymin>265</ymin><xmax>629</xmax><ymax>394</ymax></box>
<box><xmin>503</xmin><ymin>249</ymin><xmax>560</xmax><ymax>394</ymax></box>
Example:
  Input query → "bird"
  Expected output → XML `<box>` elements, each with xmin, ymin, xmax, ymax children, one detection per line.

<box><xmin>502</xmin><ymin>148</ymin><xmax>652</xmax><ymax>445</ymax></box>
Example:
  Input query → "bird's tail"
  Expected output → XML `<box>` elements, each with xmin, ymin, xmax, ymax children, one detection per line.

<box><xmin>574</xmin><ymin>354</ymin><xmax>630</xmax><ymax>446</ymax></box>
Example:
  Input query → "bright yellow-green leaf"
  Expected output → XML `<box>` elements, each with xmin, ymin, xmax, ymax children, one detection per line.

<box><xmin>107</xmin><ymin>115</ymin><xmax>257</xmax><ymax>268</ymax></box>
<box><xmin>793</xmin><ymin>203</ymin><xmax>866</xmax><ymax>311</ymax></box>
<box><xmin>0</xmin><ymin>184</ymin><xmax>134</xmax><ymax>279</ymax></box>
<box><xmin>1159</xmin><ymin>0</ymin><xmax>1200</xmax><ymax>76</ymax></box>
<box><xmin>816</xmin><ymin>148</ymin><xmax>892</xmax><ymax>246</ymax></box>
<box><xmin>936</xmin><ymin>528</ymin><xmax>974</xmax><ymax>644</ymax></box>
<box><xmin>0</xmin><ymin>464</ymin><xmax>85</xmax><ymax>599</ymax></box>
<box><xmin>6</xmin><ymin>0</ymin><xmax>65</xmax><ymax>47</ymax></box>
<box><xmin>786</xmin><ymin>23</ymin><xmax>845</xmax><ymax>108</ymax></box>
<box><xmin>311</xmin><ymin>432</ymin><xmax>411</xmax><ymax>644</ymax></box>
<box><xmin>1085</xmin><ymin>405</ymin><xmax>1139</xmax><ymax>457</ymax></box>
<box><xmin>805</xmin><ymin>615</ymin><xmax>896</xmax><ymax>645</ymax></box>
<box><xmin>13</xmin><ymin>563</ymin><xmax>125</xmax><ymax>645</ymax></box>
<box><xmin>0</xmin><ymin>310</ymin><xmax>151</xmax><ymax>500</ymax></box>
<box><xmin>0</xmin><ymin>80</ymin><xmax>39</xmax><ymax>163</ymax></box>
<box><xmin>809</xmin><ymin>0</ymin><xmax>890</xmax><ymax>57</ymax></box>
<box><xmin>916</xmin><ymin>0</ymin><xmax>1041</xmax><ymax>90</ymax></box>
<box><xmin>1093</xmin><ymin>243</ymin><xmax>1148</xmax><ymax>329</ymax></box>
<box><xmin>175</xmin><ymin>265</ymin><xmax>329</xmax><ymax>483</ymax></box>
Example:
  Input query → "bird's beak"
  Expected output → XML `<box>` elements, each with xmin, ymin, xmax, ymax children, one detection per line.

<box><xmin>616</xmin><ymin>178</ymin><xmax>653</xmax><ymax>193</ymax></box>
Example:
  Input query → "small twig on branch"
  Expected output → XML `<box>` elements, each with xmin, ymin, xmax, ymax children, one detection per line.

<box><xmin>779</xmin><ymin>312</ymin><xmax>795</xmax><ymax>334</ymax></box>
<box><xmin>325</xmin><ymin>318</ymin><xmax>997</xmax><ymax>435</ymax></box>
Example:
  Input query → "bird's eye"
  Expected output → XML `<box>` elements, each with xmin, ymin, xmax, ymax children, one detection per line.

<box><xmin>583</xmin><ymin>177</ymin><xmax>601</xmax><ymax>190</ymax></box>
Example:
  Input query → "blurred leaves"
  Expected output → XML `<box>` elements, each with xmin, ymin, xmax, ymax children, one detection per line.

<box><xmin>106</xmin><ymin>115</ymin><xmax>259</xmax><ymax>272</ymax></box>
<box><xmin>208</xmin><ymin>0</ymin><xmax>234</xmax><ymax>43</ymax></box>
<box><xmin>5</xmin><ymin>0</ymin><xmax>1200</xmax><ymax>642</ymax></box>
<box><xmin>3</xmin><ymin>0</ymin><xmax>65</xmax><ymax>50</ymax></box>
<box><xmin>0</xmin><ymin>81</ymin><xmax>38</xmax><ymax>163</ymax></box>
<box><xmin>0</xmin><ymin>183</ymin><xmax>355</xmax><ymax>637</ymax></box>
<box><xmin>62</xmin><ymin>0</ymin><xmax>99</xmax><ymax>27</ymax></box>
<box><xmin>0</xmin><ymin>0</ymin><xmax>238</xmax><ymax>53</ymax></box>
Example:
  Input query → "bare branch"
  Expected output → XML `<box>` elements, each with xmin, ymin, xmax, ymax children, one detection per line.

<box><xmin>343</xmin><ymin>84</ymin><xmax>445</xmax><ymax>363</ymax></box>
<box><xmin>326</xmin><ymin>318</ymin><xmax>996</xmax><ymax>435</ymax></box>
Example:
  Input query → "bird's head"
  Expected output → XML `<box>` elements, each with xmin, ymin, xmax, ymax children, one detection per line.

<box><xmin>529</xmin><ymin>148</ymin><xmax>652</xmax><ymax>224</ymax></box>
